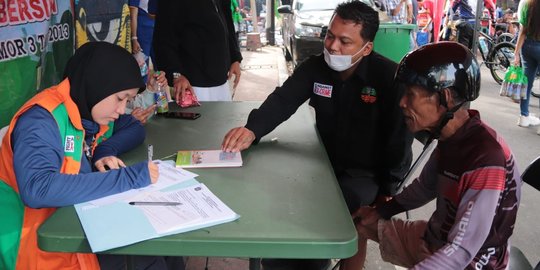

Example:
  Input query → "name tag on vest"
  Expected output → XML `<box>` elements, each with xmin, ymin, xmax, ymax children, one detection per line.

<box><xmin>65</xmin><ymin>136</ymin><xmax>75</xmax><ymax>152</ymax></box>
<box><xmin>313</xmin><ymin>83</ymin><xmax>333</xmax><ymax>98</ymax></box>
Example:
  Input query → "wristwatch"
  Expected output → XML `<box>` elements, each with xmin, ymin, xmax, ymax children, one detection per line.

<box><xmin>173</xmin><ymin>72</ymin><xmax>182</xmax><ymax>80</ymax></box>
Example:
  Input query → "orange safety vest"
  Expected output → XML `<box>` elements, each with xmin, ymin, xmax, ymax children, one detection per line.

<box><xmin>0</xmin><ymin>79</ymin><xmax>113</xmax><ymax>270</ymax></box>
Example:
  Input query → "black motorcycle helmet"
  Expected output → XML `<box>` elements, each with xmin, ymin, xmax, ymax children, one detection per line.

<box><xmin>395</xmin><ymin>42</ymin><xmax>481</xmax><ymax>141</ymax></box>
<box><xmin>395</xmin><ymin>41</ymin><xmax>480</xmax><ymax>103</ymax></box>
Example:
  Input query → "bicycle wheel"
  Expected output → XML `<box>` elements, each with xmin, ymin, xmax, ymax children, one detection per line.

<box><xmin>496</xmin><ymin>33</ymin><xmax>514</xmax><ymax>44</ymax></box>
<box><xmin>488</xmin><ymin>42</ymin><xmax>515</xmax><ymax>85</ymax></box>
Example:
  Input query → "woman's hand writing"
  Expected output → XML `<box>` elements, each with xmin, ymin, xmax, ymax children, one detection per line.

<box><xmin>148</xmin><ymin>161</ymin><xmax>159</xmax><ymax>184</ymax></box>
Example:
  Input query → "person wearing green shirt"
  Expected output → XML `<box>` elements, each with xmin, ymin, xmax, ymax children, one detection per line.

<box><xmin>514</xmin><ymin>0</ymin><xmax>540</xmax><ymax>130</ymax></box>
<box><xmin>231</xmin><ymin>0</ymin><xmax>242</xmax><ymax>44</ymax></box>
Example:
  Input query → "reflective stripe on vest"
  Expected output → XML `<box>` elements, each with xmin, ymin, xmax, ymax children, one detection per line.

<box><xmin>51</xmin><ymin>103</ymin><xmax>85</xmax><ymax>173</ymax></box>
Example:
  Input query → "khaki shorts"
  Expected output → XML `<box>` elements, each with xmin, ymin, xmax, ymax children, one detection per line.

<box><xmin>377</xmin><ymin>218</ymin><xmax>433</xmax><ymax>268</ymax></box>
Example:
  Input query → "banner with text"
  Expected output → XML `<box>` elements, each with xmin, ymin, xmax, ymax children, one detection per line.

<box><xmin>0</xmin><ymin>0</ymin><xmax>74</xmax><ymax>127</ymax></box>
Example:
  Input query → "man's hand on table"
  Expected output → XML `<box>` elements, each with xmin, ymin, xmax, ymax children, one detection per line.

<box><xmin>173</xmin><ymin>75</ymin><xmax>196</xmax><ymax>102</ymax></box>
<box><xmin>221</xmin><ymin>127</ymin><xmax>256</xmax><ymax>152</ymax></box>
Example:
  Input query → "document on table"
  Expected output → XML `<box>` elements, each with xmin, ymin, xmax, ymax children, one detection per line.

<box><xmin>74</xmin><ymin>164</ymin><xmax>239</xmax><ymax>252</ymax></box>
<box><xmin>128</xmin><ymin>184</ymin><xmax>239</xmax><ymax>234</ymax></box>
<box><xmin>87</xmin><ymin>161</ymin><xmax>198</xmax><ymax>207</ymax></box>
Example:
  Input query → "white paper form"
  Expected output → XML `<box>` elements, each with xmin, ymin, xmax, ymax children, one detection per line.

<box><xmin>131</xmin><ymin>191</ymin><xmax>202</xmax><ymax>234</ymax></box>
<box><xmin>153</xmin><ymin>161</ymin><xmax>199</xmax><ymax>189</ymax></box>
<box><xmin>76</xmin><ymin>180</ymin><xmax>240</xmax><ymax>252</ymax></box>
<box><xmin>88</xmin><ymin>161</ymin><xmax>199</xmax><ymax>206</ymax></box>
<box><xmin>128</xmin><ymin>183</ymin><xmax>239</xmax><ymax>234</ymax></box>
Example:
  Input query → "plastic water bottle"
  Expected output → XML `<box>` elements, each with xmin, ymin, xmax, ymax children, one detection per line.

<box><xmin>500</xmin><ymin>80</ymin><xmax>508</xmax><ymax>96</ymax></box>
<box><xmin>478</xmin><ymin>37</ymin><xmax>488</xmax><ymax>58</ymax></box>
<box><xmin>506</xmin><ymin>82</ymin><xmax>515</xmax><ymax>98</ymax></box>
<box><xmin>511</xmin><ymin>83</ymin><xmax>521</xmax><ymax>102</ymax></box>
<box><xmin>154</xmin><ymin>77</ymin><xmax>169</xmax><ymax>114</ymax></box>
<box><xmin>150</xmin><ymin>71</ymin><xmax>168</xmax><ymax>114</ymax></box>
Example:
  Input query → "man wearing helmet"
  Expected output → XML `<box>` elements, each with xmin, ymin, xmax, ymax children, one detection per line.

<box><xmin>222</xmin><ymin>1</ymin><xmax>413</xmax><ymax>269</ymax></box>
<box><xmin>349</xmin><ymin>42</ymin><xmax>522</xmax><ymax>269</ymax></box>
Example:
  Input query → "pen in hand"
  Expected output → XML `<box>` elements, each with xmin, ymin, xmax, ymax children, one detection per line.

<box><xmin>129</xmin><ymin>201</ymin><xmax>181</xmax><ymax>206</ymax></box>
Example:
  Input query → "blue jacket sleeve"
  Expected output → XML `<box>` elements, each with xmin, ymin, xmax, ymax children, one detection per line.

<box><xmin>92</xmin><ymin>114</ymin><xmax>145</xmax><ymax>162</ymax></box>
<box><xmin>12</xmin><ymin>106</ymin><xmax>151</xmax><ymax>208</ymax></box>
<box><xmin>128</xmin><ymin>0</ymin><xmax>140</xmax><ymax>8</ymax></box>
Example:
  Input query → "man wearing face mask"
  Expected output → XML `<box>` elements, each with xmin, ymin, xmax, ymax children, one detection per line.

<box><xmin>222</xmin><ymin>1</ymin><xmax>413</xmax><ymax>269</ymax></box>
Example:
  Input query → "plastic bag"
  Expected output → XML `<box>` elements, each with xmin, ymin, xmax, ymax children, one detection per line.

<box><xmin>178</xmin><ymin>88</ymin><xmax>201</xmax><ymax>108</ymax></box>
<box><xmin>500</xmin><ymin>65</ymin><xmax>527</xmax><ymax>102</ymax></box>
<box><xmin>133</xmin><ymin>51</ymin><xmax>149</xmax><ymax>77</ymax></box>
<box><xmin>499</xmin><ymin>66</ymin><xmax>512</xmax><ymax>96</ymax></box>
<box><xmin>416</xmin><ymin>31</ymin><xmax>429</xmax><ymax>47</ymax></box>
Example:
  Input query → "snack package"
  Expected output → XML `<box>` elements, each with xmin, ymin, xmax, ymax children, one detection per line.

<box><xmin>178</xmin><ymin>88</ymin><xmax>201</xmax><ymax>108</ymax></box>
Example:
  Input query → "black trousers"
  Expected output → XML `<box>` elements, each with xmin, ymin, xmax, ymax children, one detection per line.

<box><xmin>455</xmin><ymin>21</ymin><xmax>475</xmax><ymax>50</ymax></box>
<box><xmin>261</xmin><ymin>258</ymin><xmax>331</xmax><ymax>270</ymax></box>
<box><xmin>261</xmin><ymin>172</ymin><xmax>379</xmax><ymax>270</ymax></box>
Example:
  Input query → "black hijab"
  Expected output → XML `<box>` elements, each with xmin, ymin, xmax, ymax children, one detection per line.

<box><xmin>63</xmin><ymin>42</ymin><xmax>145</xmax><ymax>121</ymax></box>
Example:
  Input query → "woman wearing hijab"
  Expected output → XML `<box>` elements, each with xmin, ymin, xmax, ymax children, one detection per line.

<box><xmin>0</xmin><ymin>42</ymin><xmax>162</xmax><ymax>270</ymax></box>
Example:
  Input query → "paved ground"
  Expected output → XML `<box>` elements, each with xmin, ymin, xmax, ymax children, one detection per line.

<box><xmin>184</xmin><ymin>38</ymin><xmax>540</xmax><ymax>269</ymax></box>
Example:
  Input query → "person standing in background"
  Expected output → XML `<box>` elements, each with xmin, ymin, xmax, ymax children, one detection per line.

<box><xmin>129</xmin><ymin>0</ymin><xmax>157</xmax><ymax>83</ymax></box>
<box><xmin>386</xmin><ymin>0</ymin><xmax>408</xmax><ymax>23</ymax></box>
<box><xmin>408</xmin><ymin>0</ymin><xmax>418</xmax><ymax>48</ymax></box>
<box><xmin>514</xmin><ymin>0</ymin><xmax>540</xmax><ymax>130</ymax></box>
<box><xmin>448</xmin><ymin>0</ymin><xmax>495</xmax><ymax>48</ymax></box>
<box><xmin>407</xmin><ymin>0</ymin><xmax>417</xmax><ymax>24</ymax></box>
<box><xmin>231</xmin><ymin>0</ymin><xmax>243</xmax><ymax>45</ymax></box>
<box><xmin>416</xmin><ymin>0</ymin><xmax>434</xmax><ymax>45</ymax></box>
<box><xmin>386</xmin><ymin>0</ymin><xmax>415</xmax><ymax>50</ymax></box>
<box><xmin>153</xmin><ymin>0</ymin><xmax>243</xmax><ymax>102</ymax></box>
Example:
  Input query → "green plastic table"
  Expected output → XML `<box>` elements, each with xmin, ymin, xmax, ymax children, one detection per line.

<box><xmin>38</xmin><ymin>101</ymin><xmax>357</xmax><ymax>263</ymax></box>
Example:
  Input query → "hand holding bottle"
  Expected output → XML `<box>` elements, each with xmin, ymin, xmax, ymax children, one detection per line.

<box><xmin>152</xmin><ymin>71</ymin><xmax>169</xmax><ymax>113</ymax></box>
<box><xmin>148</xmin><ymin>71</ymin><xmax>167</xmax><ymax>92</ymax></box>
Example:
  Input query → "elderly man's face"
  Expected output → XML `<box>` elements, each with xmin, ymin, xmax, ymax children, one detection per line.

<box><xmin>399</xmin><ymin>85</ymin><xmax>444</xmax><ymax>133</ymax></box>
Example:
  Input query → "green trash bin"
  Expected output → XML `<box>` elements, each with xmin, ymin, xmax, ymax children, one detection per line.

<box><xmin>374</xmin><ymin>23</ymin><xmax>416</xmax><ymax>63</ymax></box>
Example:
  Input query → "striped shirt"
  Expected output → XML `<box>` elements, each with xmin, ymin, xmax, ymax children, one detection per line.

<box><xmin>386</xmin><ymin>0</ymin><xmax>408</xmax><ymax>23</ymax></box>
<box><xmin>378</xmin><ymin>110</ymin><xmax>521</xmax><ymax>269</ymax></box>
